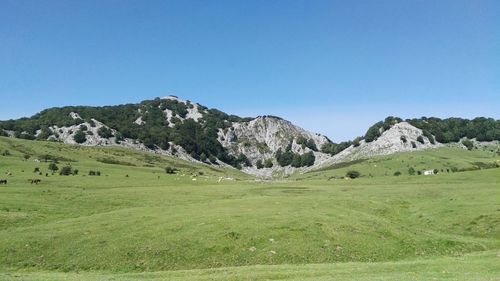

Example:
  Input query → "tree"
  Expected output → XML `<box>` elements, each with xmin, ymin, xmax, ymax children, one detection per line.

<box><xmin>264</xmin><ymin>159</ymin><xmax>274</xmax><ymax>168</ymax></box>
<box><xmin>23</xmin><ymin>154</ymin><xmax>31</xmax><ymax>161</ymax></box>
<box><xmin>422</xmin><ymin>130</ymin><xmax>435</xmax><ymax>144</ymax></box>
<box><xmin>462</xmin><ymin>139</ymin><xmax>474</xmax><ymax>150</ymax></box>
<box><xmin>300</xmin><ymin>151</ymin><xmax>316</xmax><ymax>167</ymax></box>
<box><xmin>48</xmin><ymin>163</ymin><xmax>59</xmax><ymax>174</ymax></box>
<box><xmin>165</xmin><ymin>166</ymin><xmax>178</xmax><ymax>174</ymax></box>
<box><xmin>291</xmin><ymin>154</ymin><xmax>302</xmax><ymax>167</ymax></box>
<box><xmin>411</xmin><ymin>141</ymin><xmax>417</xmax><ymax>148</ymax></box>
<box><xmin>256</xmin><ymin>160</ymin><xmax>264</xmax><ymax>169</ymax></box>
<box><xmin>346</xmin><ymin>170</ymin><xmax>360</xmax><ymax>179</ymax></box>
<box><xmin>408</xmin><ymin>167</ymin><xmax>415</xmax><ymax>175</ymax></box>
<box><xmin>305</xmin><ymin>139</ymin><xmax>318</xmax><ymax>151</ymax></box>
<box><xmin>416</xmin><ymin>135</ymin><xmax>425</xmax><ymax>144</ymax></box>
<box><xmin>400</xmin><ymin>136</ymin><xmax>407</xmax><ymax>143</ymax></box>
<box><xmin>59</xmin><ymin>166</ymin><xmax>73</xmax><ymax>176</ymax></box>
<box><xmin>394</xmin><ymin>171</ymin><xmax>402</xmax><ymax>176</ymax></box>
<box><xmin>276</xmin><ymin>149</ymin><xmax>294</xmax><ymax>167</ymax></box>
<box><xmin>364</xmin><ymin>122</ymin><xmax>383</xmax><ymax>142</ymax></box>
<box><xmin>353</xmin><ymin>139</ymin><xmax>360</xmax><ymax>147</ymax></box>
<box><xmin>73</xmin><ymin>130</ymin><xmax>87</xmax><ymax>144</ymax></box>
<box><xmin>97</xmin><ymin>127</ymin><xmax>113</xmax><ymax>138</ymax></box>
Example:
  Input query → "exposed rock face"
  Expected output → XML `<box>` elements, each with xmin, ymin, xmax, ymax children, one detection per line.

<box><xmin>219</xmin><ymin>116</ymin><xmax>329</xmax><ymax>161</ymax></box>
<box><xmin>218</xmin><ymin>116</ymin><xmax>333</xmax><ymax>177</ymax></box>
<box><xmin>44</xmin><ymin>116</ymin><xmax>115</xmax><ymax>146</ymax></box>
<box><xmin>317</xmin><ymin>122</ymin><xmax>442</xmax><ymax>168</ymax></box>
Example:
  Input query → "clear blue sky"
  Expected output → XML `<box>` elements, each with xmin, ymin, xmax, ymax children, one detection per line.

<box><xmin>1</xmin><ymin>0</ymin><xmax>498</xmax><ymax>141</ymax></box>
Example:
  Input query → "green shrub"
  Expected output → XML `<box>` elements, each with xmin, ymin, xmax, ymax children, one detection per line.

<box><xmin>89</xmin><ymin>170</ymin><xmax>101</xmax><ymax>176</ymax></box>
<box><xmin>48</xmin><ymin>163</ymin><xmax>59</xmax><ymax>173</ymax></box>
<box><xmin>97</xmin><ymin>127</ymin><xmax>113</xmax><ymax>138</ymax></box>
<box><xmin>364</xmin><ymin>122</ymin><xmax>383</xmax><ymax>142</ymax></box>
<box><xmin>73</xmin><ymin>130</ymin><xmax>87</xmax><ymax>144</ymax></box>
<box><xmin>346</xmin><ymin>170</ymin><xmax>360</xmax><ymax>179</ymax></box>
<box><xmin>462</xmin><ymin>139</ymin><xmax>474</xmax><ymax>150</ymax></box>
<box><xmin>59</xmin><ymin>166</ymin><xmax>73</xmax><ymax>176</ymax></box>
<box><xmin>408</xmin><ymin>167</ymin><xmax>415</xmax><ymax>175</ymax></box>
<box><xmin>165</xmin><ymin>166</ymin><xmax>178</xmax><ymax>174</ymax></box>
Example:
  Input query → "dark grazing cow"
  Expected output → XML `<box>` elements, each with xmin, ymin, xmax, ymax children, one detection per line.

<box><xmin>30</xmin><ymin>179</ymin><xmax>41</xmax><ymax>185</ymax></box>
<box><xmin>0</xmin><ymin>179</ymin><xmax>7</xmax><ymax>184</ymax></box>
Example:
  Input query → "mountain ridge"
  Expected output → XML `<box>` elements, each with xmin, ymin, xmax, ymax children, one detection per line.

<box><xmin>1</xmin><ymin>96</ymin><xmax>498</xmax><ymax>176</ymax></box>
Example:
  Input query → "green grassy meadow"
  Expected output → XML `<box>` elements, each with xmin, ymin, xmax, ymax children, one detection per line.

<box><xmin>0</xmin><ymin>137</ymin><xmax>499</xmax><ymax>280</ymax></box>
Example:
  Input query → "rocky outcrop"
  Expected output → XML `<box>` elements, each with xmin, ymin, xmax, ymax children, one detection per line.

<box><xmin>219</xmin><ymin>116</ymin><xmax>329</xmax><ymax>161</ymax></box>
<box><xmin>1</xmin><ymin>96</ymin><xmax>457</xmax><ymax>178</ymax></box>
<box><xmin>317</xmin><ymin>122</ymin><xmax>442</xmax><ymax>169</ymax></box>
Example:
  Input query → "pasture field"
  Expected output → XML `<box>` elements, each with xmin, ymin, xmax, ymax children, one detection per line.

<box><xmin>0</xmin><ymin>137</ymin><xmax>499</xmax><ymax>280</ymax></box>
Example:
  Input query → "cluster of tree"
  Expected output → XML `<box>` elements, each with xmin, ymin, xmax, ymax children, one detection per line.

<box><xmin>73</xmin><ymin>129</ymin><xmax>87</xmax><ymax>144</ymax></box>
<box><xmin>406</xmin><ymin>117</ymin><xmax>500</xmax><ymax>143</ymax></box>
<box><xmin>0</xmin><ymin>97</ymin><xmax>254</xmax><ymax>169</ymax></box>
<box><xmin>363</xmin><ymin>116</ymin><xmax>403</xmax><ymax>143</ymax></box>
<box><xmin>362</xmin><ymin>116</ymin><xmax>499</xmax><ymax>145</ymax></box>
<box><xmin>59</xmin><ymin>165</ymin><xmax>78</xmax><ymax>176</ymax></box>
<box><xmin>321</xmin><ymin>139</ymin><xmax>359</xmax><ymax>156</ymax></box>
<box><xmin>296</xmin><ymin>136</ymin><xmax>318</xmax><ymax>151</ymax></box>
<box><xmin>97</xmin><ymin>127</ymin><xmax>113</xmax><ymax>138</ymax></box>
<box><xmin>275</xmin><ymin>149</ymin><xmax>315</xmax><ymax>167</ymax></box>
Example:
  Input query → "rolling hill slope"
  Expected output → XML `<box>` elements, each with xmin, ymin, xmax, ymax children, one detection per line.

<box><xmin>0</xmin><ymin>137</ymin><xmax>499</xmax><ymax>280</ymax></box>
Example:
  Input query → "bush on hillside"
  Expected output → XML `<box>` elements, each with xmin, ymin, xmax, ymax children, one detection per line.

<box><xmin>89</xmin><ymin>170</ymin><xmax>101</xmax><ymax>176</ymax></box>
<box><xmin>97</xmin><ymin>127</ymin><xmax>113</xmax><ymax>138</ymax></box>
<box><xmin>73</xmin><ymin>130</ymin><xmax>87</xmax><ymax>144</ymax></box>
<box><xmin>408</xmin><ymin>167</ymin><xmax>415</xmax><ymax>175</ymax></box>
<box><xmin>346</xmin><ymin>170</ymin><xmax>360</xmax><ymax>179</ymax></box>
<box><xmin>59</xmin><ymin>166</ymin><xmax>73</xmax><ymax>176</ymax></box>
<box><xmin>48</xmin><ymin>163</ymin><xmax>59</xmax><ymax>173</ymax></box>
<box><xmin>416</xmin><ymin>135</ymin><xmax>425</xmax><ymax>144</ymax></box>
<box><xmin>462</xmin><ymin>139</ymin><xmax>474</xmax><ymax>150</ymax></box>
<box><xmin>165</xmin><ymin>166</ymin><xmax>178</xmax><ymax>174</ymax></box>
<box><xmin>364</xmin><ymin>122</ymin><xmax>383</xmax><ymax>142</ymax></box>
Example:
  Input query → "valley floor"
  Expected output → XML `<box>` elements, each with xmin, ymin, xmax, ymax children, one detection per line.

<box><xmin>1</xmin><ymin>251</ymin><xmax>498</xmax><ymax>281</ymax></box>
<box><xmin>0</xmin><ymin>137</ymin><xmax>499</xmax><ymax>280</ymax></box>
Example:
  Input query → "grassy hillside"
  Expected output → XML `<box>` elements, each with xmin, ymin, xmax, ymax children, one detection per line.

<box><xmin>296</xmin><ymin>145</ymin><xmax>500</xmax><ymax>180</ymax></box>
<box><xmin>0</xmin><ymin>137</ymin><xmax>499</xmax><ymax>280</ymax></box>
